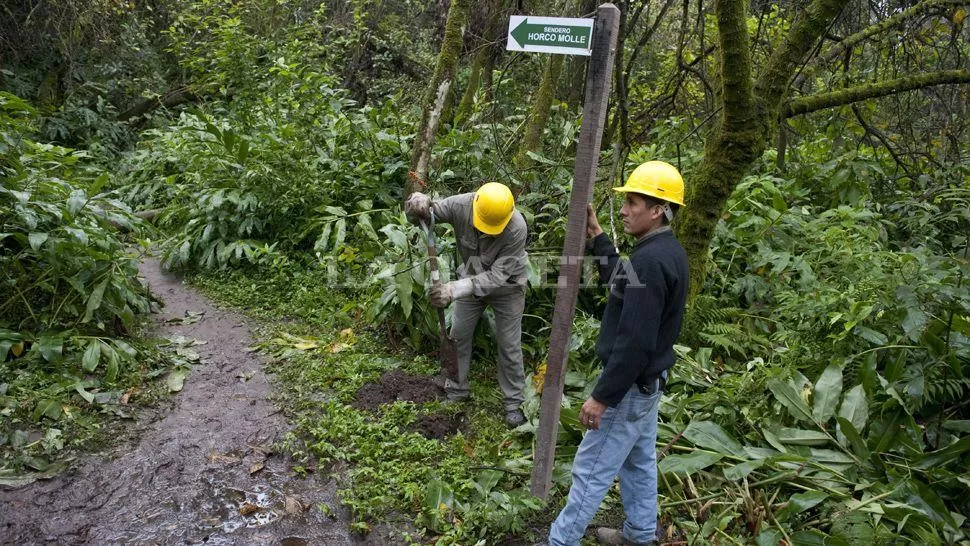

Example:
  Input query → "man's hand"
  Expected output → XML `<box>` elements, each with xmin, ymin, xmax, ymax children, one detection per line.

<box><xmin>579</xmin><ymin>396</ymin><xmax>607</xmax><ymax>430</ymax></box>
<box><xmin>429</xmin><ymin>279</ymin><xmax>474</xmax><ymax>308</ymax></box>
<box><xmin>405</xmin><ymin>192</ymin><xmax>432</xmax><ymax>224</ymax></box>
<box><xmin>429</xmin><ymin>283</ymin><xmax>453</xmax><ymax>308</ymax></box>
<box><xmin>586</xmin><ymin>204</ymin><xmax>604</xmax><ymax>239</ymax></box>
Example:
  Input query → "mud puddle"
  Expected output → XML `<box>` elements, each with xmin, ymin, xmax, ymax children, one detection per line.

<box><xmin>0</xmin><ymin>258</ymin><xmax>353</xmax><ymax>545</ymax></box>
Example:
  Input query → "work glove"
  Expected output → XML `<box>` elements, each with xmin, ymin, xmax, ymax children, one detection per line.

<box><xmin>404</xmin><ymin>192</ymin><xmax>432</xmax><ymax>224</ymax></box>
<box><xmin>429</xmin><ymin>279</ymin><xmax>474</xmax><ymax>308</ymax></box>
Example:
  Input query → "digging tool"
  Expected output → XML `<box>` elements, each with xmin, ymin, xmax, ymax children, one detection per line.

<box><xmin>421</xmin><ymin>211</ymin><xmax>460</xmax><ymax>382</ymax></box>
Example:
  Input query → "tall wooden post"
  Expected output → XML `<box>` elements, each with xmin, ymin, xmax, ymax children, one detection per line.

<box><xmin>530</xmin><ymin>3</ymin><xmax>620</xmax><ymax>500</ymax></box>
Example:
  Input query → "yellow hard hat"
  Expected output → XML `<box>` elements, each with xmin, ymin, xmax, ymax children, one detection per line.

<box><xmin>614</xmin><ymin>161</ymin><xmax>685</xmax><ymax>206</ymax></box>
<box><xmin>473</xmin><ymin>182</ymin><xmax>515</xmax><ymax>235</ymax></box>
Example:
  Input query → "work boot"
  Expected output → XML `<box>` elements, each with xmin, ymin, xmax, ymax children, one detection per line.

<box><xmin>442</xmin><ymin>394</ymin><xmax>470</xmax><ymax>406</ymax></box>
<box><xmin>505</xmin><ymin>409</ymin><xmax>526</xmax><ymax>427</ymax></box>
<box><xmin>595</xmin><ymin>527</ymin><xmax>657</xmax><ymax>546</ymax></box>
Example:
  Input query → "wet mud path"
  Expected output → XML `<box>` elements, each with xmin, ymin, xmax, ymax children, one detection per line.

<box><xmin>0</xmin><ymin>258</ymin><xmax>354</xmax><ymax>545</ymax></box>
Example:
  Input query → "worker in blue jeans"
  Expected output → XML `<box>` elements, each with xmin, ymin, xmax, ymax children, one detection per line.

<box><xmin>548</xmin><ymin>161</ymin><xmax>689</xmax><ymax>546</ymax></box>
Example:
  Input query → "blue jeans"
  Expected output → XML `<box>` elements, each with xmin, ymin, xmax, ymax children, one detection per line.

<box><xmin>548</xmin><ymin>385</ymin><xmax>662</xmax><ymax>546</ymax></box>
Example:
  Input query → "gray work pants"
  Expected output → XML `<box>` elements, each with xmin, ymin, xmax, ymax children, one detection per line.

<box><xmin>444</xmin><ymin>285</ymin><xmax>526</xmax><ymax>411</ymax></box>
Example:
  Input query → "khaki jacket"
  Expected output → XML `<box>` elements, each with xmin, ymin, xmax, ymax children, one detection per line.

<box><xmin>432</xmin><ymin>193</ymin><xmax>528</xmax><ymax>297</ymax></box>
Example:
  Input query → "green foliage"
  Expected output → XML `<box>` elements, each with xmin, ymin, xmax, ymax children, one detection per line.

<box><xmin>0</xmin><ymin>92</ymin><xmax>167</xmax><ymax>479</ymax></box>
<box><xmin>645</xmin><ymin>152</ymin><xmax>970</xmax><ymax>542</ymax></box>
<box><xmin>119</xmin><ymin>48</ymin><xmax>412</xmax><ymax>269</ymax></box>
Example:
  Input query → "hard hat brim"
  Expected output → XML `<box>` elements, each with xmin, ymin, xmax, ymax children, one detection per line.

<box><xmin>613</xmin><ymin>186</ymin><xmax>685</xmax><ymax>207</ymax></box>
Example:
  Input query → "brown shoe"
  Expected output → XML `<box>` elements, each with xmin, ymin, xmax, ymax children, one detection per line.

<box><xmin>594</xmin><ymin>527</ymin><xmax>658</xmax><ymax>546</ymax></box>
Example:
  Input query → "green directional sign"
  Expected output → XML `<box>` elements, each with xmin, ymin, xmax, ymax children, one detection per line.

<box><xmin>506</xmin><ymin>15</ymin><xmax>594</xmax><ymax>56</ymax></box>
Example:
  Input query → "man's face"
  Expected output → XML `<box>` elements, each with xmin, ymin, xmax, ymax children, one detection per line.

<box><xmin>619</xmin><ymin>193</ymin><xmax>663</xmax><ymax>237</ymax></box>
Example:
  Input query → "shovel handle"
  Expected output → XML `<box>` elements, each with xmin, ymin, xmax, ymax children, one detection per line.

<box><xmin>419</xmin><ymin>212</ymin><xmax>449</xmax><ymax>334</ymax></box>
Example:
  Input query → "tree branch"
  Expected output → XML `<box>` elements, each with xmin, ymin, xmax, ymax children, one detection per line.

<box><xmin>784</xmin><ymin>69</ymin><xmax>970</xmax><ymax>117</ymax></box>
<box><xmin>795</xmin><ymin>0</ymin><xmax>968</xmax><ymax>88</ymax></box>
<box><xmin>754</xmin><ymin>0</ymin><xmax>848</xmax><ymax>114</ymax></box>
<box><xmin>117</xmin><ymin>87</ymin><xmax>196</xmax><ymax>122</ymax></box>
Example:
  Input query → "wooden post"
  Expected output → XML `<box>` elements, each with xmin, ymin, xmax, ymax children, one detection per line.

<box><xmin>530</xmin><ymin>3</ymin><xmax>620</xmax><ymax>501</ymax></box>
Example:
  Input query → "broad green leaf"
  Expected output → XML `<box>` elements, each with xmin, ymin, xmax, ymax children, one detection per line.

<box><xmin>113</xmin><ymin>339</ymin><xmax>136</xmax><ymax>356</ymax></box>
<box><xmin>74</xmin><ymin>383</ymin><xmax>95</xmax><ymax>404</ymax></box>
<box><xmin>83</xmin><ymin>279</ymin><xmax>109</xmax><ymax>323</ymax></box>
<box><xmin>755</xmin><ymin>529</ymin><xmax>782</xmax><ymax>546</ymax></box>
<box><xmin>901</xmin><ymin>308</ymin><xmax>928</xmax><ymax>340</ymax></box>
<box><xmin>776</xmin><ymin>427</ymin><xmax>830</xmax><ymax>446</ymax></box>
<box><xmin>423</xmin><ymin>478</ymin><xmax>454</xmax><ymax>511</ymax></box>
<box><xmin>744</xmin><ymin>446</ymin><xmax>780</xmax><ymax>460</ymax></box>
<box><xmin>472</xmin><ymin>469</ymin><xmax>502</xmax><ymax>498</ymax></box>
<box><xmin>381</xmin><ymin>224</ymin><xmax>407</xmax><ymax>250</ymax></box>
<box><xmin>777</xmin><ymin>491</ymin><xmax>827</xmax><ymax>522</ymax></box>
<box><xmin>357</xmin><ymin>213</ymin><xmax>378</xmax><ymax>241</ymax></box>
<box><xmin>762</xmin><ymin>429</ymin><xmax>788</xmax><ymax>453</ymax></box>
<box><xmin>723</xmin><ymin>459</ymin><xmax>763</xmax><ymax>481</ymax></box>
<box><xmin>943</xmin><ymin>420</ymin><xmax>970</xmax><ymax>433</ymax></box>
<box><xmin>658</xmin><ymin>450</ymin><xmax>723</xmax><ymax>476</ymax></box>
<box><xmin>104</xmin><ymin>344</ymin><xmax>120</xmax><ymax>383</ymax></box>
<box><xmin>334</xmin><ymin>218</ymin><xmax>347</xmax><ymax>248</ymax></box>
<box><xmin>67</xmin><ymin>189</ymin><xmax>86</xmax><ymax>215</ymax></box>
<box><xmin>0</xmin><ymin>461</ymin><xmax>67</xmax><ymax>487</ymax></box>
<box><xmin>558</xmin><ymin>406</ymin><xmax>583</xmax><ymax>438</ymax></box>
<box><xmin>32</xmin><ymin>399</ymin><xmax>61</xmax><ymax>421</ymax></box>
<box><xmin>812</xmin><ymin>364</ymin><xmax>842</xmax><ymax>423</ymax></box>
<box><xmin>835</xmin><ymin>417</ymin><xmax>869</xmax><ymax>459</ymax></box>
<box><xmin>789</xmin><ymin>530</ymin><xmax>848</xmax><ymax>546</ymax></box>
<box><xmin>683</xmin><ymin>420</ymin><xmax>746</xmax><ymax>458</ymax></box>
<box><xmin>82</xmin><ymin>340</ymin><xmax>101</xmax><ymax>372</ymax></box>
<box><xmin>808</xmin><ymin>448</ymin><xmax>855</xmax><ymax>464</ymax></box>
<box><xmin>394</xmin><ymin>264</ymin><xmax>413</xmax><ymax>318</ymax></box>
<box><xmin>28</xmin><ymin>232</ymin><xmax>48</xmax><ymax>250</ymax></box>
<box><xmin>914</xmin><ymin>436</ymin><xmax>970</xmax><ymax>470</ymax></box>
<box><xmin>167</xmin><ymin>369</ymin><xmax>189</xmax><ymax>392</ymax></box>
<box><xmin>236</xmin><ymin>139</ymin><xmax>249</xmax><ymax>163</ymax></box>
<box><xmin>856</xmin><ymin>326</ymin><xmax>887</xmax><ymax>345</ymax></box>
<box><xmin>899</xmin><ymin>479</ymin><xmax>958</xmax><ymax>529</ymax></box>
<box><xmin>90</xmin><ymin>172</ymin><xmax>109</xmax><ymax>193</ymax></box>
<box><xmin>768</xmin><ymin>378</ymin><xmax>813</xmax><ymax>423</ymax></box>
<box><xmin>178</xmin><ymin>240</ymin><xmax>190</xmax><ymax>265</ymax></box>
<box><xmin>837</xmin><ymin>384</ymin><xmax>867</xmax><ymax>433</ymax></box>
<box><xmin>64</xmin><ymin>227</ymin><xmax>88</xmax><ymax>245</ymax></box>
<box><xmin>36</xmin><ymin>334</ymin><xmax>64</xmax><ymax>362</ymax></box>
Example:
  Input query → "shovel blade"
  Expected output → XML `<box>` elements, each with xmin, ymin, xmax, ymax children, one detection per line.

<box><xmin>439</xmin><ymin>333</ymin><xmax>459</xmax><ymax>383</ymax></box>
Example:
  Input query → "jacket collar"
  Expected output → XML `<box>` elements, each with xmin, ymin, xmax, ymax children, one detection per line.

<box><xmin>635</xmin><ymin>225</ymin><xmax>672</xmax><ymax>248</ymax></box>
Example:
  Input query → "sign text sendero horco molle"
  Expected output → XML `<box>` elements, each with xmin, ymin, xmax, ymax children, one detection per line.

<box><xmin>506</xmin><ymin>15</ymin><xmax>595</xmax><ymax>56</ymax></box>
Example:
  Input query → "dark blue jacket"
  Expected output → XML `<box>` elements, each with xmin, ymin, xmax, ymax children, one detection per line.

<box><xmin>588</xmin><ymin>228</ymin><xmax>688</xmax><ymax>406</ymax></box>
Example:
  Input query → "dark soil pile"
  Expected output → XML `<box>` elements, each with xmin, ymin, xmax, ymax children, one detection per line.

<box><xmin>412</xmin><ymin>413</ymin><xmax>466</xmax><ymax>440</ymax></box>
<box><xmin>351</xmin><ymin>369</ymin><xmax>444</xmax><ymax>412</ymax></box>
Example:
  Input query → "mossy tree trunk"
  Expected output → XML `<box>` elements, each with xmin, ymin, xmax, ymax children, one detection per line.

<box><xmin>675</xmin><ymin>0</ymin><xmax>848</xmax><ymax>302</ymax></box>
<box><xmin>677</xmin><ymin>0</ymin><xmax>965</xmax><ymax>301</ymax></box>
<box><xmin>455</xmin><ymin>0</ymin><xmax>503</xmax><ymax>124</ymax></box>
<box><xmin>407</xmin><ymin>0</ymin><xmax>470</xmax><ymax>195</ymax></box>
<box><xmin>513</xmin><ymin>54</ymin><xmax>565</xmax><ymax>179</ymax></box>
<box><xmin>561</xmin><ymin>0</ymin><xmax>598</xmax><ymax>109</ymax></box>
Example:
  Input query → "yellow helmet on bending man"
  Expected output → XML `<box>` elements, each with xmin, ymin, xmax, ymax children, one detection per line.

<box><xmin>473</xmin><ymin>182</ymin><xmax>515</xmax><ymax>235</ymax></box>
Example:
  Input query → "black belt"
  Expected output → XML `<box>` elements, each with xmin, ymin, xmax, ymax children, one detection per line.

<box><xmin>636</xmin><ymin>375</ymin><xmax>666</xmax><ymax>395</ymax></box>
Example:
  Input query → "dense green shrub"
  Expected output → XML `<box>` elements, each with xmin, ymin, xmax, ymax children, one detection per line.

<box><xmin>0</xmin><ymin>92</ymin><xmax>160</xmax><ymax>478</ymax></box>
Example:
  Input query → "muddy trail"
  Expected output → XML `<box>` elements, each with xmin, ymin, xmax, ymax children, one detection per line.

<box><xmin>1</xmin><ymin>258</ymin><xmax>359</xmax><ymax>545</ymax></box>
